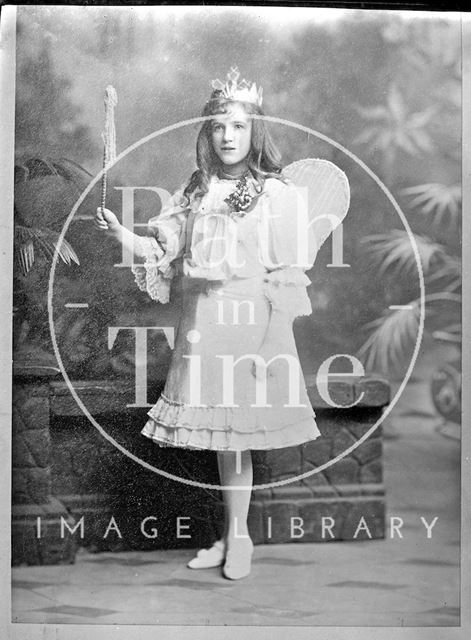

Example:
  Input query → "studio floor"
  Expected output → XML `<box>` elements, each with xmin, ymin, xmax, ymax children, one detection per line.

<box><xmin>11</xmin><ymin>343</ymin><xmax>461</xmax><ymax>626</ymax></box>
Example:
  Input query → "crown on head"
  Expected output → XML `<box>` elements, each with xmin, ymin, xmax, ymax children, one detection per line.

<box><xmin>211</xmin><ymin>66</ymin><xmax>263</xmax><ymax>107</ymax></box>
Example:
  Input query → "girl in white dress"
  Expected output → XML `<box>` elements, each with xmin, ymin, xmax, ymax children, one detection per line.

<box><xmin>94</xmin><ymin>68</ymin><xmax>348</xmax><ymax>580</ymax></box>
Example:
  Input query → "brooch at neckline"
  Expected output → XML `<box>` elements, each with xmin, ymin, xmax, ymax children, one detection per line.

<box><xmin>224</xmin><ymin>173</ymin><xmax>257</xmax><ymax>219</ymax></box>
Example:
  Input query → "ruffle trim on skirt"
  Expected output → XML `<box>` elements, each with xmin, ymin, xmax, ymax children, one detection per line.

<box><xmin>142</xmin><ymin>393</ymin><xmax>321</xmax><ymax>451</ymax></box>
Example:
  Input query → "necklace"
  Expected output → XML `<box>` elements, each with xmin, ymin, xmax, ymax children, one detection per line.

<box><xmin>218</xmin><ymin>168</ymin><xmax>246</xmax><ymax>181</ymax></box>
<box><xmin>223</xmin><ymin>172</ymin><xmax>254</xmax><ymax>218</ymax></box>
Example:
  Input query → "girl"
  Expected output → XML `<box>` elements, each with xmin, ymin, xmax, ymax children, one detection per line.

<box><xmin>94</xmin><ymin>67</ymin><xmax>344</xmax><ymax>580</ymax></box>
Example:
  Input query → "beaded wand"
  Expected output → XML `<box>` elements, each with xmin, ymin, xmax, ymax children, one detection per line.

<box><xmin>100</xmin><ymin>85</ymin><xmax>118</xmax><ymax>212</ymax></box>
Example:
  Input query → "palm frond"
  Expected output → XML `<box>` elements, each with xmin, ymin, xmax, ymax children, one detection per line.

<box><xmin>401</xmin><ymin>183</ymin><xmax>461</xmax><ymax>225</ymax></box>
<box><xmin>354</xmin><ymin>105</ymin><xmax>389</xmax><ymax>120</ymax></box>
<box><xmin>432</xmin><ymin>330</ymin><xmax>461</xmax><ymax>343</ymax></box>
<box><xmin>56</xmin><ymin>157</ymin><xmax>93</xmax><ymax>179</ymax></box>
<box><xmin>357</xmin><ymin>301</ymin><xmax>422</xmax><ymax>373</ymax></box>
<box><xmin>358</xmin><ymin>291</ymin><xmax>462</xmax><ymax>372</ymax></box>
<box><xmin>15</xmin><ymin>157</ymin><xmax>92</xmax><ymax>184</ymax></box>
<box><xmin>425</xmin><ymin>254</ymin><xmax>461</xmax><ymax>291</ymax></box>
<box><xmin>14</xmin><ymin>225</ymin><xmax>80</xmax><ymax>275</ymax></box>
<box><xmin>30</xmin><ymin>227</ymin><xmax>80</xmax><ymax>265</ymax></box>
<box><xmin>432</xmin><ymin>318</ymin><xmax>462</xmax><ymax>344</ymax></box>
<box><xmin>361</xmin><ymin>230</ymin><xmax>446</xmax><ymax>277</ymax></box>
<box><xmin>15</xmin><ymin>238</ymin><xmax>35</xmax><ymax>276</ymax></box>
<box><xmin>354</xmin><ymin>84</ymin><xmax>435</xmax><ymax>167</ymax></box>
<box><xmin>423</xmin><ymin>291</ymin><xmax>462</xmax><ymax>306</ymax></box>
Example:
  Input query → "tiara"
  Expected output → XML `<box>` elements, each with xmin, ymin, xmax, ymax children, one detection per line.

<box><xmin>210</xmin><ymin>66</ymin><xmax>263</xmax><ymax>107</ymax></box>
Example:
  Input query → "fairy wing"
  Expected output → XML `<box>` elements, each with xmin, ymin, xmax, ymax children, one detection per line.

<box><xmin>283</xmin><ymin>158</ymin><xmax>350</xmax><ymax>253</ymax></box>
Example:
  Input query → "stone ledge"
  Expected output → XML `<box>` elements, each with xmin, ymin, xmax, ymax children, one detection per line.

<box><xmin>47</xmin><ymin>376</ymin><xmax>390</xmax><ymax>416</ymax></box>
<box><xmin>270</xmin><ymin>483</ymin><xmax>384</xmax><ymax>500</ymax></box>
<box><xmin>250</xmin><ymin>495</ymin><xmax>385</xmax><ymax>543</ymax></box>
<box><xmin>305</xmin><ymin>374</ymin><xmax>390</xmax><ymax>408</ymax></box>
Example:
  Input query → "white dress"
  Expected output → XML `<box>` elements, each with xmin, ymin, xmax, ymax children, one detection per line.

<box><xmin>132</xmin><ymin>171</ymin><xmax>345</xmax><ymax>451</ymax></box>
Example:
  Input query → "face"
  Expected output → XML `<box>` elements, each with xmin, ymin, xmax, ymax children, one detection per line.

<box><xmin>210</xmin><ymin>103</ymin><xmax>252</xmax><ymax>169</ymax></box>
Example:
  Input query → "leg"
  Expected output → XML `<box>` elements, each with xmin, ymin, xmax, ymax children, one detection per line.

<box><xmin>217</xmin><ymin>450</ymin><xmax>254</xmax><ymax>579</ymax></box>
<box><xmin>217</xmin><ymin>450</ymin><xmax>253</xmax><ymax>540</ymax></box>
<box><xmin>217</xmin><ymin>453</ymin><xmax>230</xmax><ymax>542</ymax></box>
<box><xmin>187</xmin><ymin>449</ymin><xmax>254</xmax><ymax>576</ymax></box>
<box><xmin>186</xmin><ymin>453</ymin><xmax>229</xmax><ymax>569</ymax></box>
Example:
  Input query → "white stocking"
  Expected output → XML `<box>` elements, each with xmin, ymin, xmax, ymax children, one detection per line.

<box><xmin>217</xmin><ymin>450</ymin><xmax>253</xmax><ymax>546</ymax></box>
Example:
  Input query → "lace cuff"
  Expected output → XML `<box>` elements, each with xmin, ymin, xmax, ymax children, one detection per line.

<box><xmin>262</xmin><ymin>267</ymin><xmax>312</xmax><ymax>318</ymax></box>
<box><xmin>131</xmin><ymin>236</ymin><xmax>174</xmax><ymax>304</ymax></box>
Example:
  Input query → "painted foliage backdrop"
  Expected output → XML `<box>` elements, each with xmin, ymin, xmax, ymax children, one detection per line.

<box><xmin>14</xmin><ymin>6</ymin><xmax>461</xmax><ymax>392</ymax></box>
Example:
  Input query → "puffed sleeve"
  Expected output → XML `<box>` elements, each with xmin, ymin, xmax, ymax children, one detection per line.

<box><xmin>257</xmin><ymin>180</ymin><xmax>313</xmax><ymax>318</ymax></box>
<box><xmin>260</xmin><ymin>166</ymin><xmax>349</xmax><ymax>318</ymax></box>
<box><xmin>131</xmin><ymin>187</ymin><xmax>188</xmax><ymax>303</ymax></box>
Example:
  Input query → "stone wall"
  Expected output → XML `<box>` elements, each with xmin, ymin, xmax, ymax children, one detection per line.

<box><xmin>12</xmin><ymin>375</ymin><xmax>389</xmax><ymax>565</ymax></box>
<box><xmin>12</xmin><ymin>379</ymin><xmax>77</xmax><ymax>566</ymax></box>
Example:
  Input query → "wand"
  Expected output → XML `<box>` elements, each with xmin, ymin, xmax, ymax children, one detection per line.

<box><xmin>100</xmin><ymin>85</ymin><xmax>118</xmax><ymax>212</ymax></box>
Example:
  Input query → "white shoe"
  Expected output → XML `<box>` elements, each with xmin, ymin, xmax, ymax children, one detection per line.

<box><xmin>187</xmin><ymin>539</ymin><xmax>226</xmax><ymax>569</ymax></box>
<box><xmin>222</xmin><ymin>538</ymin><xmax>254</xmax><ymax>580</ymax></box>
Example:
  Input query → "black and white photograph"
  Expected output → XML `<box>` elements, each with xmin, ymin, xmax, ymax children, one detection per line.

<box><xmin>1</xmin><ymin>3</ymin><xmax>469</xmax><ymax>637</ymax></box>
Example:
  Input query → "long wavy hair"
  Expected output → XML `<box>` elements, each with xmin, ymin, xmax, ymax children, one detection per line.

<box><xmin>182</xmin><ymin>92</ymin><xmax>284</xmax><ymax>203</ymax></box>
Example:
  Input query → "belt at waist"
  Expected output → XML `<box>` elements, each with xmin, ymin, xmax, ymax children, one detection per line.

<box><xmin>182</xmin><ymin>275</ymin><xmax>268</xmax><ymax>300</ymax></box>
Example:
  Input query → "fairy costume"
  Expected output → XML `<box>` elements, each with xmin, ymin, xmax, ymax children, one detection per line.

<box><xmin>132</xmin><ymin>159</ymin><xmax>350</xmax><ymax>451</ymax></box>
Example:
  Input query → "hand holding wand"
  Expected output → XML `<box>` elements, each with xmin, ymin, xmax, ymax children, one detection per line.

<box><xmin>94</xmin><ymin>87</ymin><xmax>139</xmax><ymax>256</ymax></box>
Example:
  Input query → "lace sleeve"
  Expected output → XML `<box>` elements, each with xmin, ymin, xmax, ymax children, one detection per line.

<box><xmin>131</xmin><ymin>188</ymin><xmax>188</xmax><ymax>304</ymax></box>
<box><xmin>131</xmin><ymin>237</ymin><xmax>174</xmax><ymax>304</ymax></box>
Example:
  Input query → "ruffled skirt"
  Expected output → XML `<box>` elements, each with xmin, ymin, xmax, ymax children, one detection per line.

<box><xmin>141</xmin><ymin>276</ymin><xmax>321</xmax><ymax>451</ymax></box>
